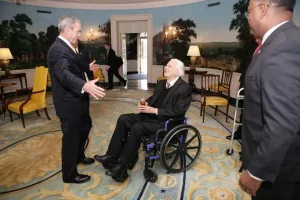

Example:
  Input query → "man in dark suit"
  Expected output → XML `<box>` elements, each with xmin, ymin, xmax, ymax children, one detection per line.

<box><xmin>94</xmin><ymin>59</ymin><xmax>192</xmax><ymax>182</ymax></box>
<box><xmin>239</xmin><ymin>0</ymin><xmax>300</xmax><ymax>199</ymax></box>
<box><xmin>104</xmin><ymin>43</ymin><xmax>127</xmax><ymax>89</ymax></box>
<box><xmin>47</xmin><ymin>15</ymin><xmax>105</xmax><ymax>184</ymax></box>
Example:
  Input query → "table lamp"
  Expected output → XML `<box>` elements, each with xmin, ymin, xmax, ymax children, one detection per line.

<box><xmin>0</xmin><ymin>48</ymin><xmax>14</xmax><ymax>75</ymax></box>
<box><xmin>187</xmin><ymin>45</ymin><xmax>200</xmax><ymax>68</ymax></box>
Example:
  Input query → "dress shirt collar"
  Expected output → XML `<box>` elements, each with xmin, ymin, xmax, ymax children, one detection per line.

<box><xmin>167</xmin><ymin>77</ymin><xmax>179</xmax><ymax>88</ymax></box>
<box><xmin>58</xmin><ymin>35</ymin><xmax>78</xmax><ymax>52</ymax></box>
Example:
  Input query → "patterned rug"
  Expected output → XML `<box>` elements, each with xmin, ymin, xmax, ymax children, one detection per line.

<box><xmin>0</xmin><ymin>90</ymin><xmax>249</xmax><ymax>200</ymax></box>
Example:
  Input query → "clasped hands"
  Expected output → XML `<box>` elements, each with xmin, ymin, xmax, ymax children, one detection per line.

<box><xmin>138</xmin><ymin>102</ymin><xmax>157</xmax><ymax>114</ymax></box>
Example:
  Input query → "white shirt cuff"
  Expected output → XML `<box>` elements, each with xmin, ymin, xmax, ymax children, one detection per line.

<box><xmin>248</xmin><ymin>170</ymin><xmax>264</xmax><ymax>181</ymax></box>
<box><xmin>156</xmin><ymin>108</ymin><xmax>158</xmax><ymax>115</ymax></box>
<box><xmin>81</xmin><ymin>88</ymin><xmax>85</xmax><ymax>93</ymax></box>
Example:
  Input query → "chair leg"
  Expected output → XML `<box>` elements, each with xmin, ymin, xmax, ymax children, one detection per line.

<box><xmin>203</xmin><ymin>104</ymin><xmax>206</xmax><ymax>123</ymax></box>
<box><xmin>226</xmin><ymin>103</ymin><xmax>229</xmax><ymax>122</ymax></box>
<box><xmin>214</xmin><ymin>106</ymin><xmax>218</xmax><ymax>116</ymax></box>
<box><xmin>35</xmin><ymin>110</ymin><xmax>40</xmax><ymax>116</ymax></box>
<box><xmin>8</xmin><ymin>110</ymin><xmax>13</xmax><ymax>122</ymax></box>
<box><xmin>20</xmin><ymin>112</ymin><xmax>25</xmax><ymax>128</ymax></box>
<box><xmin>200</xmin><ymin>103</ymin><xmax>203</xmax><ymax>116</ymax></box>
<box><xmin>44</xmin><ymin>107</ymin><xmax>51</xmax><ymax>120</ymax></box>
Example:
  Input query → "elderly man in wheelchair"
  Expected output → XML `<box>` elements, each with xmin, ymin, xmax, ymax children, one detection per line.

<box><xmin>94</xmin><ymin>59</ymin><xmax>202</xmax><ymax>182</ymax></box>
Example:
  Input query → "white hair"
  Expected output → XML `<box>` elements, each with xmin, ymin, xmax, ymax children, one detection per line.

<box><xmin>58</xmin><ymin>15</ymin><xmax>80</xmax><ymax>33</ymax></box>
<box><xmin>171</xmin><ymin>58</ymin><xmax>185</xmax><ymax>77</ymax></box>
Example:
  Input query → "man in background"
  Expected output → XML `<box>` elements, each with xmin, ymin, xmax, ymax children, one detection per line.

<box><xmin>239</xmin><ymin>0</ymin><xmax>300</xmax><ymax>199</ymax></box>
<box><xmin>104</xmin><ymin>42</ymin><xmax>127</xmax><ymax>89</ymax></box>
<box><xmin>47</xmin><ymin>15</ymin><xmax>105</xmax><ymax>184</ymax></box>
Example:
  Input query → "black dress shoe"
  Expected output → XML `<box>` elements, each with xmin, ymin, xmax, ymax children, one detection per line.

<box><xmin>78</xmin><ymin>157</ymin><xmax>95</xmax><ymax>165</ymax></box>
<box><xmin>106</xmin><ymin>163</ymin><xmax>128</xmax><ymax>177</ymax></box>
<box><xmin>94</xmin><ymin>154</ymin><xmax>118</xmax><ymax>165</ymax></box>
<box><xmin>64</xmin><ymin>174</ymin><xmax>91</xmax><ymax>184</ymax></box>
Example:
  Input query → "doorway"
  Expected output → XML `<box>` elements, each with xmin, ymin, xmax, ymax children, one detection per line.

<box><xmin>110</xmin><ymin>14</ymin><xmax>153</xmax><ymax>83</ymax></box>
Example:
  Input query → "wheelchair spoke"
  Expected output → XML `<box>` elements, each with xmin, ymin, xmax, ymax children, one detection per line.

<box><xmin>166</xmin><ymin>149</ymin><xmax>179</xmax><ymax>157</ymax></box>
<box><xmin>185</xmin><ymin>134</ymin><xmax>197</xmax><ymax>146</ymax></box>
<box><xmin>180</xmin><ymin>151</ymin><xmax>185</xmax><ymax>169</ymax></box>
<box><xmin>170</xmin><ymin>151</ymin><xmax>180</xmax><ymax>169</ymax></box>
<box><xmin>186</xmin><ymin>146</ymin><xmax>199</xmax><ymax>150</ymax></box>
<box><xmin>169</xmin><ymin>144</ymin><xmax>179</xmax><ymax>149</ymax></box>
<box><xmin>185</xmin><ymin>151</ymin><xmax>194</xmax><ymax>161</ymax></box>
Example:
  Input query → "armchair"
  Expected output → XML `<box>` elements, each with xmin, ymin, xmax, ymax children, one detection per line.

<box><xmin>7</xmin><ymin>66</ymin><xmax>51</xmax><ymax>128</ymax></box>
<box><xmin>93</xmin><ymin>69</ymin><xmax>105</xmax><ymax>87</ymax></box>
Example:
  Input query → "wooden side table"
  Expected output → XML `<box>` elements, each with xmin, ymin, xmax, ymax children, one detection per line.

<box><xmin>0</xmin><ymin>73</ymin><xmax>28</xmax><ymax>89</ymax></box>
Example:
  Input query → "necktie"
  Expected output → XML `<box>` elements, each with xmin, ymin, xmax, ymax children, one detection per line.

<box><xmin>252</xmin><ymin>43</ymin><xmax>262</xmax><ymax>58</ymax></box>
<box><xmin>166</xmin><ymin>82</ymin><xmax>170</xmax><ymax>89</ymax></box>
<box><xmin>71</xmin><ymin>46</ymin><xmax>78</xmax><ymax>54</ymax></box>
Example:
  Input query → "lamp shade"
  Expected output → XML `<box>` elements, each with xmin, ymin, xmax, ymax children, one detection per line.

<box><xmin>0</xmin><ymin>48</ymin><xmax>13</xmax><ymax>60</ymax></box>
<box><xmin>187</xmin><ymin>45</ymin><xmax>200</xmax><ymax>56</ymax></box>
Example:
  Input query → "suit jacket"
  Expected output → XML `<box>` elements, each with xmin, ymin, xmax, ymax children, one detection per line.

<box><xmin>47</xmin><ymin>38</ymin><xmax>90</xmax><ymax>118</ymax></box>
<box><xmin>146</xmin><ymin>78</ymin><xmax>192</xmax><ymax>122</ymax></box>
<box><xmin>242</xmin><ymin>21</ymin><xmax>300</xmax><ymax>183</ymax></box>
<box><xmin>107</xmin><ymin>48</ymin><xmax>117</xmax><ymax>69</ymax></box>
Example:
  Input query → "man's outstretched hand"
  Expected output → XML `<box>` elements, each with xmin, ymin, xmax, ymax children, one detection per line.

<box><xmin>83</xmin><ymin>78</ymin><xmax>105</xmax><ymax>100</ymax></box>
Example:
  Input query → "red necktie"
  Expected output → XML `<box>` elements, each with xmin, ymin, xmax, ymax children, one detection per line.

<box><xmin>253</xmin><ymin>43</ymin><xmax>262</xmax><ymax>58</ymax></box>
<box><xmin>166</xmin><ymin>82</ymin><xmax>170</xmax><ymax>89</ymax></box>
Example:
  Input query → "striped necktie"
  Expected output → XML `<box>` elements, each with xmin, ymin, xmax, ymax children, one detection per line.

<box><xmin>166</xmin><ymin>82</ymin><xmax>170</xmax><ymax>89</ymax></box>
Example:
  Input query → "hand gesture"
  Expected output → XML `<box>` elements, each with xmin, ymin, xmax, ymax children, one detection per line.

<box><xmin>83</xmin><ymin>78</ymin><xmax>105</xmax><ymax>100</ymax></box>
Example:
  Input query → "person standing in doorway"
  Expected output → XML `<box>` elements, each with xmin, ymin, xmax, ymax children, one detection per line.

<box><xmin>104</xmin><ymin>43</ymin><xmax>127</xmax><ymax>89</ymax></box>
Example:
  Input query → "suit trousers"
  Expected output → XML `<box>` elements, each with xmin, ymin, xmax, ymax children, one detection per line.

<box><xmin>60</xmin><ymin>113</ymin><xmax>92</xmax><ymax>182</ymax></box>
<box><xmin>108</xmin><ymin>67</ymin><xmax>125</xmax><ymax>87</ymax></box>
<box><xmin>252</xmin><ymin>181</ymin><xmax>300</xmax><ymax>200</ymax></box>
<box><xmin>106</xmin><ymin>113</ymin><xmax>163</xmax><ymax>165</ymax></box>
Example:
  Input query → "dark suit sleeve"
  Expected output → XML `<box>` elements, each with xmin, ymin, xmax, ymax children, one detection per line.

<box><xmin>108</xmin><ymin>49</ymin><xmax>116</xmax><ymax>67</ymax></box>
<box><xmin>248</xmin><ymin>40</ymin><xmax>300</xmax><ymax>182</ymax></box>
<box><xmin>52</xmin><ymin>50</ymin><xmax>86</xmax><ymax>95</ymax></box>
<box><xmin>158</xmin><ymin>83</ymin><xmax>192</xmax><ymax>119</ymax></box>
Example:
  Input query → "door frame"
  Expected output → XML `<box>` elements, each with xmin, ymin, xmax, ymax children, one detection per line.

<box><xmin>110</xmin><ymin>14</ymin><xmax>153</xmax><ymax>81</ymax></box>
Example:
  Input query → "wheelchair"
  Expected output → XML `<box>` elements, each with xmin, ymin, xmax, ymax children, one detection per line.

<box><xmin>140</xmin><ymin>117</ymin><xmax>202</xmax><ymax>183</ymax></box>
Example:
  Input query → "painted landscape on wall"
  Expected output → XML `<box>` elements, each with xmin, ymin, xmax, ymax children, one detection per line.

<box><xmin>0</xmin><ymin>0</ymin><xmax>300</xmax><ymax>72</ymax></box>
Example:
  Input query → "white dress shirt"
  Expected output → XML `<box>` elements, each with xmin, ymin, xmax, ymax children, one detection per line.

<box><xmin>248</xmin><ymin>20</ymin><xmax>289</xmax><ymax>182</ymax></box>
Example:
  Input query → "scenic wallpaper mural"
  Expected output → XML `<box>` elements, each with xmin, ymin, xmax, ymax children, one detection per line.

<box><xmin>0</xmin><ymin>0</ymin><xmax>300</xmax><ymax>72</ymax></box>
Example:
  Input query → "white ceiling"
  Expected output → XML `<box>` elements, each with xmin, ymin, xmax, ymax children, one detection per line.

<box><xmin>4</xmin><ymin>0</ymin><xmax>207</xmax><ymax>10</ymax></box>
<box><xmin>47</xmin><ymin>0</ymin><xmax>165</xmax><ymax>4</ymax></box>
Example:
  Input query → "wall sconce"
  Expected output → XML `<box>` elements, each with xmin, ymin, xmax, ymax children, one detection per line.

<box><xmin>87</xmin><ymin>28</ymin><xmax>99</xmax><ymax>41</ymax></box>
<box><xmin>0</xmin><ymin>48</ymin><xmax>14</xmax><ymax>75</ymax></box>
<box><xmin>187</xmin><ymin>45</ymin><xmax>200</xmax><ymax>68</ymax></box>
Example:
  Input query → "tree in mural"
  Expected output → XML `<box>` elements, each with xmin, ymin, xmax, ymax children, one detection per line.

<box><xmin>99</xmin><ymin>20</ymin><xmax>111</xmax><ymax>43</ymax></box>
<box><xmin>46</xmin><ymin>25</ymin><xmax>59</xmax><ymax>47</ymax></box>
<box><xmin>229</xmin><ymin>0</ymin><xmax>257</xmax><ymax>71</ymax></box>
<box><xmin>170</xmin><ymin>18</ymin><xmax>197</xmax><ymax>65</ymax></box>
<box><xmin>6</xmin><ymin>14</ymin><xmax>33</xmax><ymax>57</ymax></box>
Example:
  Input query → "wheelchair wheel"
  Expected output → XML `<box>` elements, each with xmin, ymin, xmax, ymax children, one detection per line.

<box><xmin>160</xmin><ymin>124</ymin><xmax>202</xmax><ymax>173</ymax></box>
<box><xmin>143</xmin><ymin>168</ymin><xmax>158</xmax><ymax>183</ymax></box>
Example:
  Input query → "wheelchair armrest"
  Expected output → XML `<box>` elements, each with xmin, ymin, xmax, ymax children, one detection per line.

<box><xmin>164</xmin><ymin>117</ymin><xmax>189</xmax><ymax>132</ymax></box>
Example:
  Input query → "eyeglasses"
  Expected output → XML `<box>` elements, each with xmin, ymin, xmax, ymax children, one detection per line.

<box><xmin>245</xmin><ymin>4</ymin><xmax>262</xmax><ymax>18</ymax></box>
